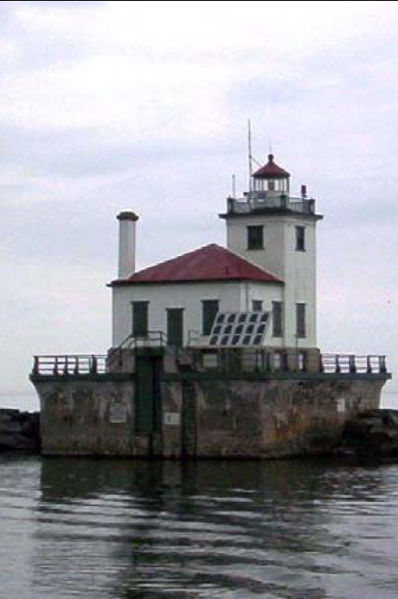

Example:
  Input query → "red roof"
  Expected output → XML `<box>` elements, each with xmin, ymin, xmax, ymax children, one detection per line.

<box><xmin>110</xmin><ymin>244</ymin><xmax>283</xmax><ymax>286</ymax></box>
<box><xmin>253</xmin><ymin>154</ymin><xmax>290</xmax><ymax>179</ymax></box>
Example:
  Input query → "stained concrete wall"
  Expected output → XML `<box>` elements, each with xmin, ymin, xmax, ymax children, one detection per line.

<box><xmin>38</xmin><ymin>378</ymin><xmax>139</xmax><ymax>456</ymax></box>
<box><xmin>32</xmin><ymin>373</ymin><xmax>386</xmax><ymax>458</ymax></box>
<box><xmin>191</xmin><ymin>378</ymin><xmax>383</xmax><ymax>458</ymax></box>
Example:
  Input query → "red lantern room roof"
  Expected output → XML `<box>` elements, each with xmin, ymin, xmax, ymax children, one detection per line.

<box><xmin>252</xmin><ymin>154</ymin><xmax>290</xmax><ymax>179</ymax></box>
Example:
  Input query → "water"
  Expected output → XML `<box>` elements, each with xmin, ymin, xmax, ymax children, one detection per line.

<box><xmin>1</xmin><ymin>457</ymin><xmax>398</xmax><ymax>598</ymax></box>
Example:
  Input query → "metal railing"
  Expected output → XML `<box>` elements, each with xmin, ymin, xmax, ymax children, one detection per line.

<box><xmin>227</xmin><ymin>195</ymin><xmax>316</xmax><ymax>215</ymax></box>
<box><xmin>320</xmin><ymin>354</ymin><xmax>387</xmax><ymax>374</ymax></box>
<box><xmin>32</xmin><ymin>355</ymin><xmax>107</xmax><ymax>376</ymax></box>
<box><xmin>107</xmin><ymin>331</ymin><xmax>168</xmax><ymax>371</ymax></box>
<box><xmin>185</xmin><ymin>348</ymin><xmax>307</xmax><ymax>374</ymax></box>
<box><xmin>113</xmin><ymin>330</ymin><xmax>168</xmax><ymax>350</ymax></box>
<box><xmin>178</xmin><ymin>349</ymin><xmax>389</xmax><ymax>376</ymax></box>
<box><xmin>31</xmin><ymin>350</ymin><xmax>389</xmax><ymax>378</ymax></box>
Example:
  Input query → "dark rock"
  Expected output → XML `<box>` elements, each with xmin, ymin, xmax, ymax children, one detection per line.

<box><xmin>338</xmin><ymin>409</ymin><xmax>398</xmax><ymax>460</ymax></box>
<box><xmin>0</xmin><ymin>409</ymin><xmax>41</xmax><ymax>453</ymax></box>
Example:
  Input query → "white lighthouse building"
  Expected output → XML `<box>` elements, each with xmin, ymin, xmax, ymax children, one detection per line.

<box><xmin>221</xmin><ymin>153</ymin><xmax>322</xmax><ymax>348</ymax></box>
<box><xmin>31</xmin><ymin>151</ymin><xmax>391</xmax><ymax>460</ymax></box>
<box><xmin>110</xmin><ymin>153</ymin><xmax>322</xmax><ymax>352</ymax></box>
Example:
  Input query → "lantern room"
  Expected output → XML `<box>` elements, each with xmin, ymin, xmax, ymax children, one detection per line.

<box><xmin>252</xmin><ymin>154</ymin><xmax>290</xmax><ymax>194</ymax></box>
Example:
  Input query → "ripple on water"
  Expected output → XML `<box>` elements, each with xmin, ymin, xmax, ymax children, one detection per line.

<box><xmin>1</xmin><ymin>457</ymin><xmax>398</xmax><ymax>598</ymax></box>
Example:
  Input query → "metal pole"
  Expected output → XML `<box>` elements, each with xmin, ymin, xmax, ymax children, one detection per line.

<box><xmin>248</xmin><ymin>119</ymin><xmax>253</xmax><ymax>195</ymax></box>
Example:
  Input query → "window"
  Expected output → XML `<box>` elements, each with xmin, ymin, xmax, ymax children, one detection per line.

<box><xmin>202</xmin><ymin>300</ymin><xmax>219</xmax><ymax>335</ymax></box>
<box><xmin>296</xmin><ymin>303</ymin><xmax>306</xmax><ymax>338</ymax></box>
<box><xmin>252</xmin><ymin>300</ymin><xmax>263</xmax><ymax>312</ymax></box>
<box><xmin>295</xmin><ymin>226</ymin><xmax>305</xmax><ymax>251</ymax></box>
<box><xmin>132</xmin><ymin>301</ymin><xmax>148</xmax><ymax>336</ymax></box>
<box><xmin>272</xmin><ymin>301</ymin><xmax>283</xmax><ymax>337</ymax></box>
<box><xmin>247</xmin><ymin>225</ymin><xmax>264</xmax><ymax>250</ymax></box>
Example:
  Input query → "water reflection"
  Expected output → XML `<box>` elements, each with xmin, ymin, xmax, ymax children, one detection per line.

<box><xmin>1</xmin><ymin>457</ymin><xmax>398</xmax><ymax>598</ymax></box>
<box><xmin>36</xmin><ymin>459</ymin><xmax>335</xmax><ymax>598</ymax></box>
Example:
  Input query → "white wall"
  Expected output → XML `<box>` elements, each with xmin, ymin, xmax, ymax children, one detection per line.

<box><xmin>225</xmin><ymin>213</ymin><xmax>318</xmax><ymax>348</ymax></box>
<box><xmin>283</xmin><ymin>218</ymin><xmax>317</xmax><ymax>348</ymax></box>
<box><xmin>226</xmin><ymin>214</ymin><xmax>286</xmax><ymax>279</ymax></box>
<box><xmin>112</xmin><ymin>280</ymin><xmax>283</xmax><ymax>347</ymax></box>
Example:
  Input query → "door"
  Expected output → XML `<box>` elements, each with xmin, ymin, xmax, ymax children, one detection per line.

<box><xmin>167</xmin><ymin>308</ymin><xmax>184</xmax><ymax>347</ymax></box>
<box><xmin>132</xmin><ymin>301</ymin><xmax>149</xmax><ymax>337</ymax></box>
<box><xmin>135</xmin><ymin>355</ymin><xmax>162</xmax><ymax>434</ymax></box>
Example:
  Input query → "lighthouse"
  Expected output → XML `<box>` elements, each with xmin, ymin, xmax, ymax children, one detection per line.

<box><xmin>220</xmin><ymin>153</ymin><xmax>323</xmax><ymax>349</ymax></box>
<box><xmin>30</xmin><ymin>144</ymin><xmax>391</xmax><ymax>460</ymax></box>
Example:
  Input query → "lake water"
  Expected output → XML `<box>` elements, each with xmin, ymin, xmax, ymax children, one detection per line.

<box><xmin>1</xmin><ymin>456</ymin><xmax>398</xmax><ymax>599</ymax></box>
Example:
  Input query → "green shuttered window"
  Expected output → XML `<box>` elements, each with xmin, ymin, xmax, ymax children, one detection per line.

<box><xmin>272</xmin><ymin>301</ymin><xmax>283</xmax><ymax>337</ymax></box>
<box><xmin>202</xmin><ymin>300</ymin><xmax>219</xmax><ymax>335</ymax></box>
<box><xmin>296</xmin><ymin>303</ymin><xmax>306</xmax><ymax>338</ymax></box>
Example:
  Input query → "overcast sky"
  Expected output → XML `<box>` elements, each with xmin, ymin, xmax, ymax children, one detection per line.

<box><xmin>1</xmin><ymin>0</ymin><xmax>397</xmax><ymax>410</ymax></box>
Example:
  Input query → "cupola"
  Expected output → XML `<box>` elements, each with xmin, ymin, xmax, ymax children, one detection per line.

<box><xmin>252</xmin><ymin>154</ymin><xmax>290</xmax><ymax>194</ymax></box>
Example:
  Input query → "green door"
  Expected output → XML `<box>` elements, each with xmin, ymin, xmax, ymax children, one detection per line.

<box><xmin>132</xmin><ymin>301</ymin><xmax>148</xmax><ymax>337</ymax></box>
<box><xmin>167</xmin><ymin>308</ymin><xmax>184</xmax><ymax>347</ymax></box>
<box><xmin>135</xmin><ymin>355</ymin><xmax>162</xmax><ymax>434</ymax></box>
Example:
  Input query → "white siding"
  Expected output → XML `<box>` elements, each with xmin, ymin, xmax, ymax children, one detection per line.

<box><xmin>112</xmin><ymin>280</ymin><xmax>282</xmax><ymax>347</ymax></box>
<box><xmin>226</xmin><ymin>213</ymin><xmax>318</xmax><ymax>348</ymax></box>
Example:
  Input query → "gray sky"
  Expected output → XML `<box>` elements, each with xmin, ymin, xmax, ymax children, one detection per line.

<box><xmin>1</xmin><ymin>0</ymin><xmax>397</xmax><ymax>410</ymax></box>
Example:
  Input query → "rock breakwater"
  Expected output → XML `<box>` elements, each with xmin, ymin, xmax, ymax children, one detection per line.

<box><xmin>0</xmin><ymin>409</ymin><xmax>40</xmax><ymax>452</ymax></box>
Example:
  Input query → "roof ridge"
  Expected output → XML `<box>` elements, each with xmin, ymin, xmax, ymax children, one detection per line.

<box><xmin>110</xmin><ymin>243</ymin><xmax>284</xmax><ymax>286</ymax></box>
<box><xmin>132</xmin><ymin>242</ymin><xmax>224</xmax><ymax>274</ymax></box>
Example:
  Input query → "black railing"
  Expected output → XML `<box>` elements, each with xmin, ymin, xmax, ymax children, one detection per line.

<box><xmin>107</xmin><ymin>331</ymin><xmax>168</xmax><ymax>370</ymax></box>
<box><xmin>111</xmin><ymin>331</ymin><xmax>167</xmax><ymax>351</ymax></box>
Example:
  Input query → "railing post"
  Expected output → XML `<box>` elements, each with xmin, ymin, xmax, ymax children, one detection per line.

<box><xmin>260</xmin><ymin>350</ymin><xmax>265</xmax><ymax>372</ymax></box>
<box><xmin>380</xmin><ymin>356</ymin><xmax>387</xmax><ymax>374</ymax></box>
<box><xmin>74</xmin><ymin>356</ymin><xmax>79</xmax><ymax>375</ymax></box>
<box><xmin>90</xmin><ymin>355</ymin><xmax>97</xmax><ymax>374</ymax></box>
<box><xmin>367</xmin><ymin>355</ymin><xmax>372</xmax><ymax>374</ymax></box>
<box><xmin>335</xmin><ymin>355</ymin><xmax>340</xmax><ymax>373</ymax></box>
<box><xmin>53</xmin><ymin>356</ymin><xmax>58</xmax><ymax>376</ymax></box>
<box><xmin>224</xmin><ymin>349</ymin><xmax>230</xmax><ymax>374</ymax></box>
<box><xmin>33</xmin><ymin>356</ymin><xmax>39</xmax><ymax>376</ymax></box>
<box><xmin>319</xmin><ymin>354</ymin><xmax>324</xmax><ymax>373</ymax></box>
<box><xmin>349</xmin><ymin>354</ymin><xmax>356</xmax><ymax>374</ymax></box>
<box><xmin>254</xmin><ymin>350</ymin><xmax>259</xmax><ymax>372</ymax></box>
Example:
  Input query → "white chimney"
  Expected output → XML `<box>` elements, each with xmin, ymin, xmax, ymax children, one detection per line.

<box><xmin>117</xmin><ymin>211</ymin><xmax>139</xmax><ymax>278</ymax></box>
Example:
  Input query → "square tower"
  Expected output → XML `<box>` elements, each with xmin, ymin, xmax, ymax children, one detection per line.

<box><xmin>220</xmin><ymin>154</ymin><xmax>323</xmax><ymax>349</ymax></box>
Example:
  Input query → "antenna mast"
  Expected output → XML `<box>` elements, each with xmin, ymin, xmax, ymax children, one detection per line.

<box><xmin>248</xmin><ymin>119</ymin><xmax>253</xmax><ymax>195</ymax></box>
